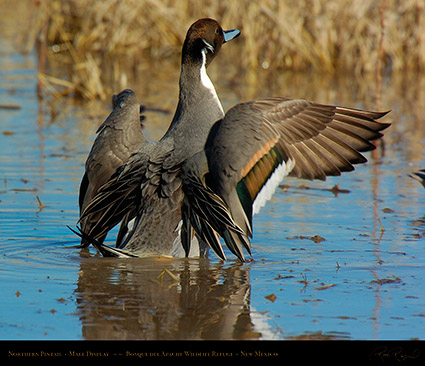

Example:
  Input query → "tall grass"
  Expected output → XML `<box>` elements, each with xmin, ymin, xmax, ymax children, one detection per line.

<box><xmin>8</xmin><ymin>0</ymin><xmax>425</xmax><ymax>100</ymax></box>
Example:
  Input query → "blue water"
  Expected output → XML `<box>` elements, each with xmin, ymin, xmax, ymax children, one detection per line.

<box><xmin>1</xmin><ymin>37</ymin><xmax>425</xmax><ymax>342</ymax></box>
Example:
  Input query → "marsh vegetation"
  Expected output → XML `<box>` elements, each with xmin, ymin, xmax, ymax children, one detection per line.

<box><xmin>6</xmin><ymin>0</ymin><xmax>425</xmax><ymax>100</ymax></box>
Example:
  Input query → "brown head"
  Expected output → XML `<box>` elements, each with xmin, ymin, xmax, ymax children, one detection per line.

<box><xmin>182</xmin><ymin>18</ymin><xmax>240</xmax><ymax>67</ymax></box>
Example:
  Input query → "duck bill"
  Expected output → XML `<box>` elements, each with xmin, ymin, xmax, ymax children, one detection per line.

<box><xmin>223</xmin><ymin>29</ymin><xmax>241</xmax><ymax>43</ymax></box>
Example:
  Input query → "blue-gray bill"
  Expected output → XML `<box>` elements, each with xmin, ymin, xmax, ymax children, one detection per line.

<box><xmin>223</xmin><ymin>29</ymin><xmax>240</xmax><ymax>43</ymax></box>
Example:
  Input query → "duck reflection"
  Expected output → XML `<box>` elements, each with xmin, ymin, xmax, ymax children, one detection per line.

<box><xmin>74</xmin><ymin>255</ymin><xmax>261</xmax><ymax>340</ymax></box>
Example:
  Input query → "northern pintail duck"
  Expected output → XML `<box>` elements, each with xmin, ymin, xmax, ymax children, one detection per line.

<box><xmin>409</xmin><ymin>169</ymin><xmax>425</xmax><ymax>188</ymax></box>
<box><xmin>78</xmin><ymin>89</ymin><xmax>147</xmax><ymax>247</ymax></box>
<box><xmin>75</xmin><ymin>18</ymin><xmax>391</xmax><ymax>261</ymax></box>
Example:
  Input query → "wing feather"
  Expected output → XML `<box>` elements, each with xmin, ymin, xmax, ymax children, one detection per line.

<box><xmin>181</xmin><ymin>97</ymin><xmax>390</xmax><ymax>261</ymax></box>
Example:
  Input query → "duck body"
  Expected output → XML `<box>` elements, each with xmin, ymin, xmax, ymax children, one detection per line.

<box><xmin>77</xmin><ymin>18</ymin><xmax>390</xmax><ymax>261</ymax></box>
<box><xmin>78</xmin><ymin>19</ymin><xmax>239</xmax><ymax>257</ymax></box>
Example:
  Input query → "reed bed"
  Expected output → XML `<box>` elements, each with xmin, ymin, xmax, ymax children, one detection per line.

<box><xmin>7</xmin><ymin>0</ymin><xmax>425</xmax><ymax>100</ymax></box>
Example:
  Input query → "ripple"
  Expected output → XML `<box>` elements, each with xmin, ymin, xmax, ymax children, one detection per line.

<box><xmin>0</xmin><ymin>238</ymin><xmax>80</xmax><ymax>281</ymax></box>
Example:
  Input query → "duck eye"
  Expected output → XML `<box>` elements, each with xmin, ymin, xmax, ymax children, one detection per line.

<box><xmin>215</xmin><ymin>28</ymin><xmax>220</xmax><ymax>34</ymax></box>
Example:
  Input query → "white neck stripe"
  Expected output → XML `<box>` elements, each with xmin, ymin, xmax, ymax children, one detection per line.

<box><xmin>200</xmin><ymin>49</ymin><xmax>224</xmax><ymax>114</ymax></box>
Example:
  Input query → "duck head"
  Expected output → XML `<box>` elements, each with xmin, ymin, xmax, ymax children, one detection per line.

<box><xmin>182</xmin><ymin>18</ymin><xmax>240</xmax><ymax>68</ymax></box>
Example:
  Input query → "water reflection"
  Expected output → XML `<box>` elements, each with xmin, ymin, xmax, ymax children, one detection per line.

<box><xmin>408</xmin><ymin>215</ymin><xmax>425</xmax><ymax>241</ymax></box>
<box><xmin>75</xmin><ymin>255</ymin><xmax>260</xmax><ymax>340</ymax></box>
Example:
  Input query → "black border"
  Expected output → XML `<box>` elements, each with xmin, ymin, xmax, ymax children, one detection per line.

<box><xmin>2</xmin><ymin>340</ymin><xmax>425</xmax><ymax>364</ymax></box>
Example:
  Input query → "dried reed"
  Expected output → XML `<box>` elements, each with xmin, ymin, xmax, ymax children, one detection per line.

<box><xmin>9</xmin><ymin>0</ymin><xmax>425</xmax><ymax>100</ymax></box>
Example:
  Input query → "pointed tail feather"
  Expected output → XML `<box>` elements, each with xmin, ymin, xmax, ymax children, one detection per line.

<box><xmin>181</xmin><ymin>204</ymin><xmax>193</xmax><ymax>257</ymax></box>
<box><xmin>67</xmin><ymin>225</ymin><xmax>137</xmax><ymax>258</ymax></box>
<box><xmin>186</xmin><ymin>205</ymin><xmax>226</xmax><ymax>260</ymax></box>
<box><xmin>222</xmin><ymin>230</ymin><xmax>251</xmax><ymax>262</ymax></box>
<box><xmin>181</xmin><ymin>175</ymin><xmax>251</xmax><ymax>261</ymax></box>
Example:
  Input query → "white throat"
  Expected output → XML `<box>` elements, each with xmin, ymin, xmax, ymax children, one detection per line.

<box><xmin>200</xmin><ymin>48</ymin><xmax>224</xmax><ymax>114</ymax></box>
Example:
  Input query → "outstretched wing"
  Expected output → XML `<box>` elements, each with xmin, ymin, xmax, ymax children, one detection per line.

<box><xmin>78</xmin><ymin>154</ymin><xmax>148</xmax><ymax>245</ymax></box>
<box><xmin>79</xmin><ymin>89</ymin><xmax>146</xmax><ymax>214</ymax></box>
<box><xmin>77</xmin><ymin>140</ymin><xmax>180</xmax><ymax>251</ymax></box>
<box><xmin>182</xmin><ymin>97</ymin><xmax>390</xmax><ymax>261</ymax></box>
<box><xmin>78</xmin><ymin>89</ymin><xmax>147</xmax><ymax>247</ymax></box>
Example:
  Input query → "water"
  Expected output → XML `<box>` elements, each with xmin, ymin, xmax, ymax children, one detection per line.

<box><xmin>1</xmin><ymin>31</ymin><xmax>425</xmax><ymax>344</ymax></box>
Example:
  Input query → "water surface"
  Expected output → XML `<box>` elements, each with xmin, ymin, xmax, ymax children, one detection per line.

<box><xmin>1</xmin><ymin>28</ymin><xmax>425</xmax><ymax>344</ymax></box>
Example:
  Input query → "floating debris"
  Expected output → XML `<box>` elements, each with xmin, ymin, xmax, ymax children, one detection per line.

<box><xmin>0</xmin><ymin>104</ymin><xmax>21</xmax><ymax>110</ymax></box>
<box><xmin>316</xmin><ymin>283</ymin><xmax>336</xmax><ymax>291</ymax></box>
<box><xmin>274</xmin><ymin>274</ymin><xmax>295</xmax><ymax>280</ymax></box>
<box><xmin>302</xmin><ymin>298</ymin><xmax>323</xmax><ymax>303</ymax></box>
<box><xmin>299</xmin><ymin>272</ymin><xmax>309</xmax><ymax>291</ymax></box>
<box><xmin>36</xmin><ymin>195</ymin><xmax>46</xmax><ymax>211</ymax></box>
<box><xmin>382</xmin><ymin>207</ymin><xmax>394</xmax><ymax>213</ymax></box>
<box><xmin>279</xmin><ymin>184</ymin><xmax>350</xmax><ymax>197</ymax></box>
<box><xmin>151</xmin><ymin>268</ymin><xmax>180</xmax><ymax>289</ymax></box>
<box><xmin>370</xmin><ymin>276</ymin><xmax>402</xmax><ymax>285</ymax></box>
<box><xmin>378</xmin><ymin>218</ymin><xmax>385</xmax><ymax>233</ymax></box>
<box><xmin>2</xmin><ymin>130</ymin><xmax>15</xmax><ymax>135</ymax></box>
<box><xmin>10</xmin><ymin>188</ymin><xmax>37</xmax><ymax>192</ymax></box>
<box><xmin>265</xmin><ymin>293</ymin><xmax>277</xmax><ymax>303</ymax></box>
<box><xmin>286</xmin><ymin>235</ymin><xmax>326</xmax><ymax>243</ymax></box>
<box><xmin>328</xmin><ymin>184</ymin><xmax>351</xmax><ymax>196</ymax></box>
